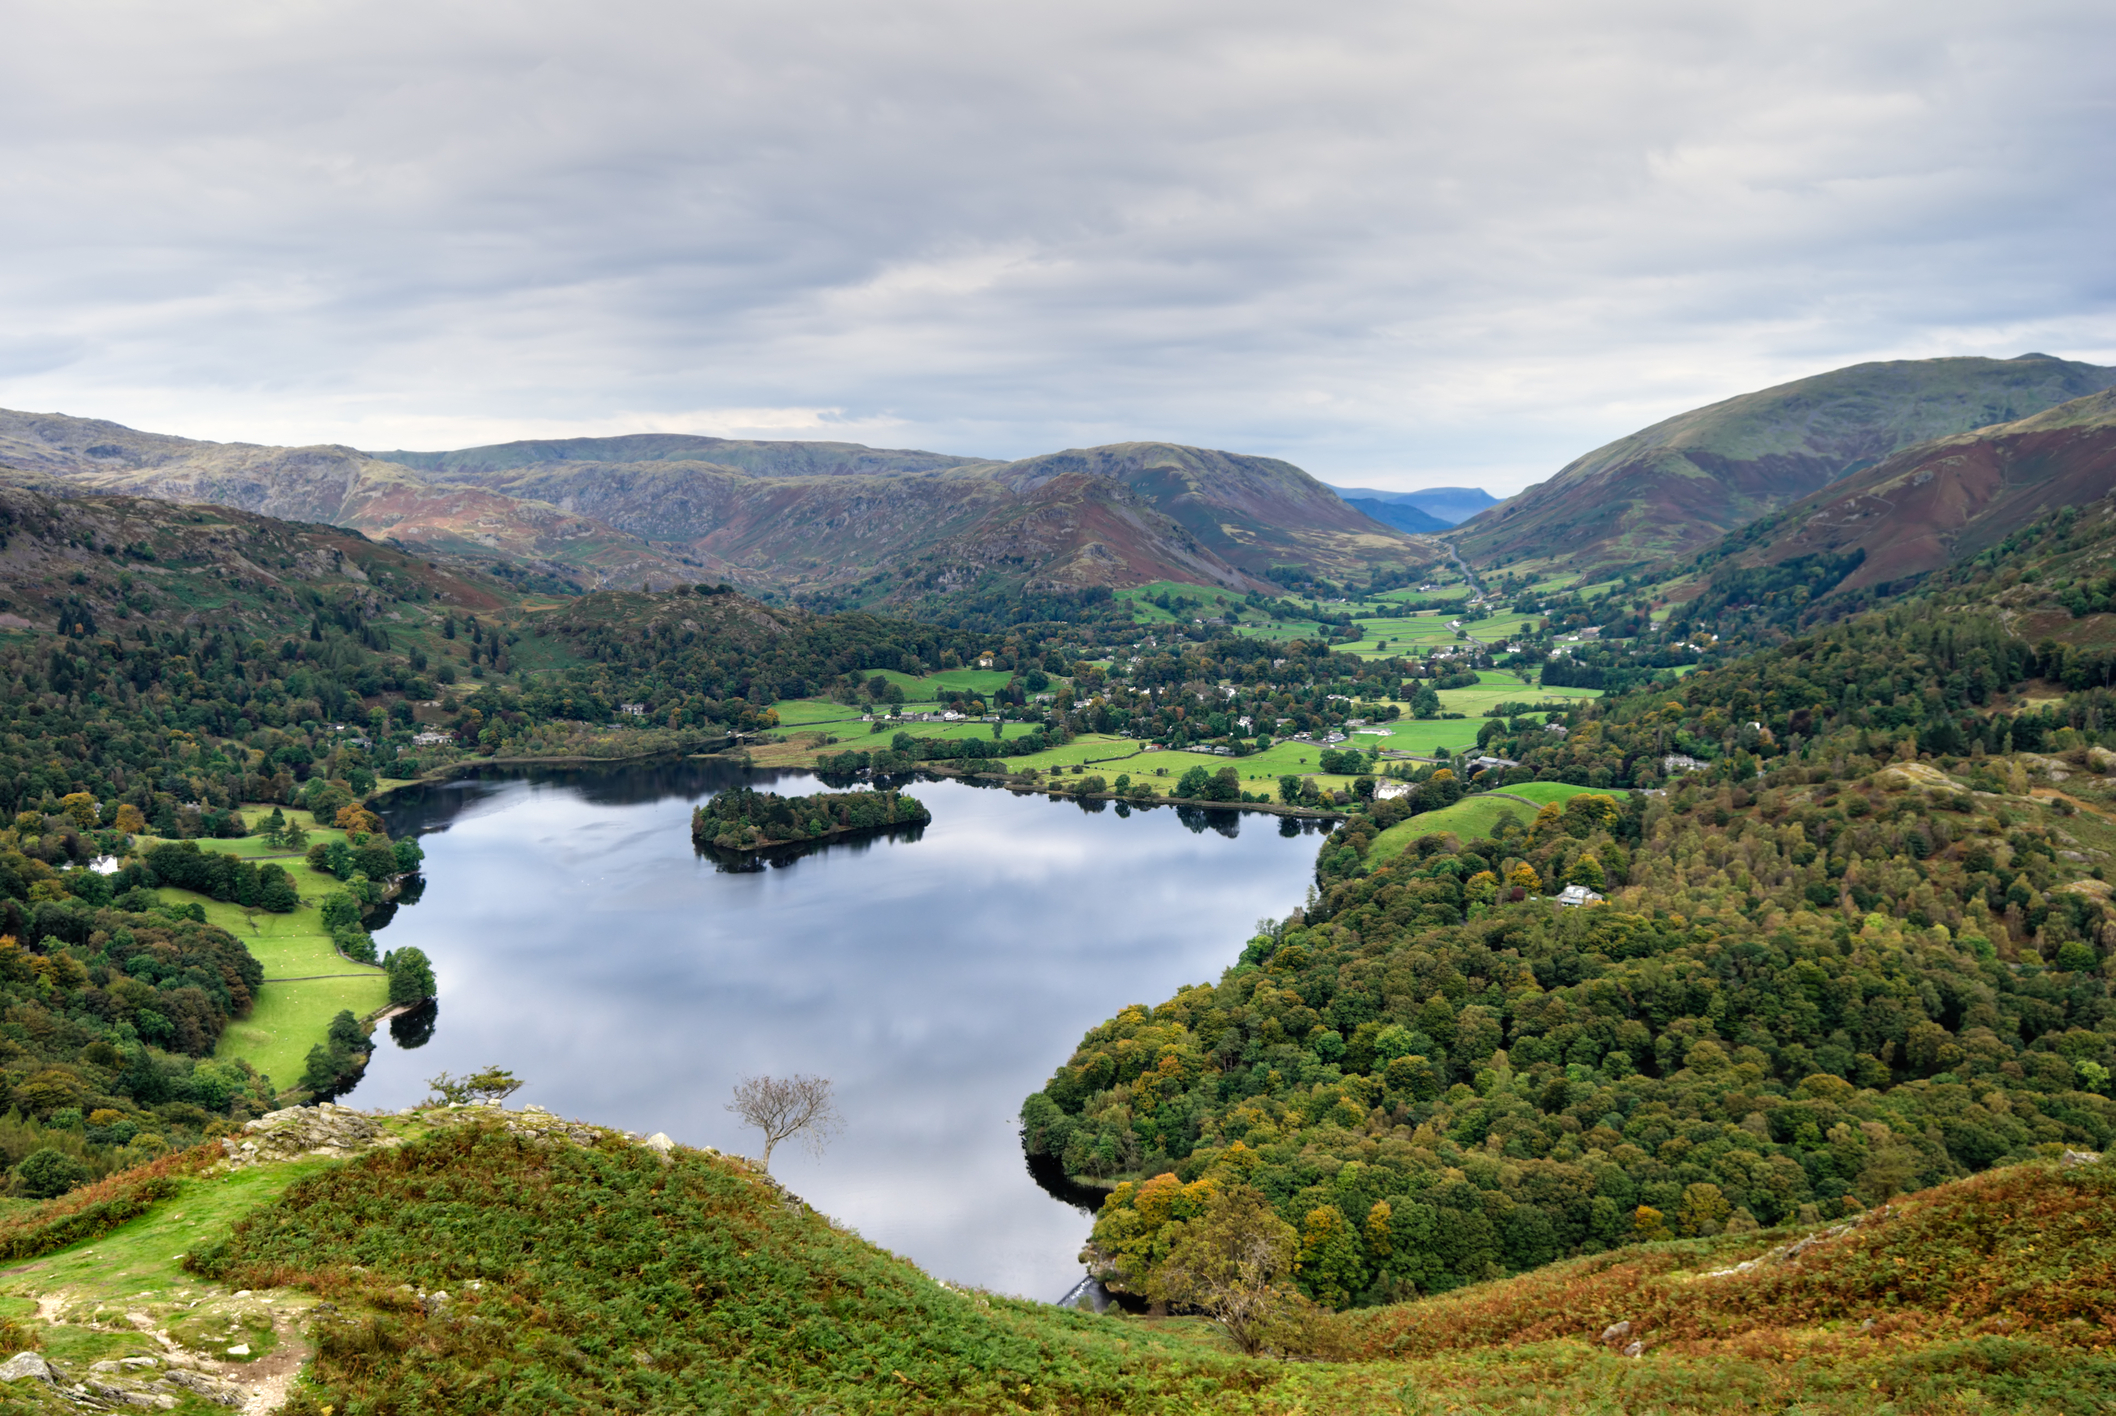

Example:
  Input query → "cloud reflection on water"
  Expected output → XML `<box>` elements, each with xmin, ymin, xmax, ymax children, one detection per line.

<box><xmin>359</xmin><ymin>763</ymin><xmax>1320</xmax><ymax>1298</ymax></box>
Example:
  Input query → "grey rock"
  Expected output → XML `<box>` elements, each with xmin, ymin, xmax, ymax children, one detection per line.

<box><xmin>2061</xmin><ymin>1149</ymin><xmax>2102</xmax><ymax>1167</ymax></box>
<box><xmin>421</xmin><ymin>1291</ymin><xmax>450</xmax><ymax>1315</ymax></box>
<box><xmin>232</xmin><ymin>1104</ymin><xmax>384</xmax><ymax>1164</ymax></box>
<box><xmin>162</xmin><ymin>1369</ymin><xmax>242</xmax><ymax>1406</ymax></box>
<box><xmin>0</xmin><ymin>1352</ymin><xmax>52</xmax><ymax>1383</ymax></box>
<box><xmin>1599</xmin><ymin>1320</ymin><xmax>1631</xmax><ymax>1346</ymax></box>
<box><xmin>1621</xmin><ymin>1340</ymin><xmax>1644</xmax><ymax>1358</ymax></box>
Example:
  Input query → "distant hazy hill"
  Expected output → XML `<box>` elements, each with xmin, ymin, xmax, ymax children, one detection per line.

<box><xmin>373</xmin><ymin>432</ymin><xmax>984</xmax><ymax>480</ymax></box>
<box><xmin>1454</xmin><ymin>354</ymin><xmax>2116</xmax><ymax>573</ymax></box>
<box><xmin>1705</xmin><ymin>384</ymin><xmax>2116</xmax><ymax>595</ymax></box>
<box><xmin>1338</xmin><ymin>497</ymin><xmax>1452</xmax><ymax>534</ymax></box>
<box><xmin>1326</xmin><ymin>484</ymin><xmax>1498</xmax><ymax>527</ymax></box>
<box><xmin>0</xmin><ymin>410</ymin><xmax>1430</xmax><ymax>597</ymax></box>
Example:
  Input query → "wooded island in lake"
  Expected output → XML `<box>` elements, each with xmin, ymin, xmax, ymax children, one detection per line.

<box><xmin>690</xmin><ymin>785</ymin><xmax>931</xmax><ymax>852</ymax></box>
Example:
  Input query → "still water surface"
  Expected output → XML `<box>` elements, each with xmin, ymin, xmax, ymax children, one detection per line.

<box><xmin>355</xmin><ymin>761</ymin><xmax>1322</xmax><ymax>1299</ymax></box>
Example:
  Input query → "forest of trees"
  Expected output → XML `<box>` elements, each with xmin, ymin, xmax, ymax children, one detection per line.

<box><xmin>1025</xmin><ymin>573</ymin><xmax>2116</xmax><ymax>1311</ymax></box>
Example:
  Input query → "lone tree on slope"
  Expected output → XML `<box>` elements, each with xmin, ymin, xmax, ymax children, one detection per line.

<box><xmin>727</xmin><ymin>1073</ymin><xmax>842</xmax><ymax>1170</ymax></box>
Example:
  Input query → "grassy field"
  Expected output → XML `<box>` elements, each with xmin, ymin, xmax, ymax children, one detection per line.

<box><xmin>767</xmin><ymin>698</ymin><xmax>869</xmax><ymax>727</ymax></box>
<box><xmin>139</xmin><ymin>810</ymin><xmax>391</xmax><ymax>1094</ymax></box>
<box><xmin>1495</xmin><ymin>781</ymin><xmax>1613</xmax><ymax>807</ymax></box>
<box><xmin>1368</xmin><ymin>796</ymin><xmax>1533</xmax><ymax>861</ymax></box>
<box><xmin>1365</xmin><ymin>781</ymin><xmax>1617</xmax><ymax>862</ymax></box>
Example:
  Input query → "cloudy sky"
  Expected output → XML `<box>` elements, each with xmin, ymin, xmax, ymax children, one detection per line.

<box><xmin>3</xmin><ymin>0</ymin><xmax>2111</xmax><ymax>493</ymax></box>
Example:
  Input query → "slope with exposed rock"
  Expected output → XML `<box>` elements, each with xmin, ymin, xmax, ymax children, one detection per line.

<box><xmin>1</xmin><ymin>409</ymin><xmax>1426</xmax><ymax>598</ymax></box>
<box><xmin>0</xmin><ymin>409</ymin><xmax>695</xmax><ymax>590</ymax></box>
<box><xmin>1455</xmin><ymin>354</ymin><xmax>2116</xmax><ymax>574</ymax></box>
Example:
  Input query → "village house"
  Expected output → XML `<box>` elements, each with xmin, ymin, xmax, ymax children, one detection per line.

<box><xmin>618</xmin><ymin>703</ymin><xmax>648</xmax><ymax>717</ymax></box>
<box><xmin>1555</xmin><ymin>884</ymin><xmax>1604</xmax><ymax>907</ymax></box>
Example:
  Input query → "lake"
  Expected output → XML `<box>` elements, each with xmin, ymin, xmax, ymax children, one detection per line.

<box><xmin>356</xmin><ymin>760</ymin><xmax>1324</xmax><ymax>1300</ymax></box>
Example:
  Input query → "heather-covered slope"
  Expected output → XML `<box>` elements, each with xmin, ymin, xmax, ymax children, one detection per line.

<box><xmin>1702</xmin><ymin>387</ymin><xmax>2116</xmax><ymax>597</ymax></box>
<box><xmin>1456</xmin><ymin>354</ymin><xmax>2116</xmax><ymax>574</ymax></box>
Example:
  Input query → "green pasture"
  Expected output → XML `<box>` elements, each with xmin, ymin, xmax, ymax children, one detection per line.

<box><xmin>1368</xmin><ymin>795</ymin><xmax>1530</xmax><ymax>862</ymax></box>
<box><xmin>768</xmin><ymin>698</ymin><xmax>869</xmax><ymax>727</ymax></box>
<box><xmin>1119</xmin><ymin>744</ymin><xmax>1360</xmax><ymax>800</ymax></box>
<box><xmin>1231</xmin><ymin>621</ymin><xmax>1337</xmax><ymax>642</ymax></box>
<box><xmin>902</xmin><ymin>719</ymin><xmax>1045</xmax><ymax>743</ymax></box>
<box><xmin>1494</xmin><ymin>780</ymin><xmax>1613</xmax><ymax>807</ymax></box>
<box><xmin>1116</xmin><ymin>581</ymin><xmax>1248</xmax><ymax>624</ymax></box>
<box><xmin>140</xmin><ymin>821</ymin><xmax>390</xmax><ymax>1093</ymax></box>
<box><xmin>7</xmin><ymin>1156</ymin><xmax>338</xmax><ymax>1309</ymax></box>
<box><xmin>1340</xmin><ymin>610</ymin><xmax>1541</xmax><ymax>658</ymax></box>
<box><xmin>988</xmin><ymin>734</ymin><xmax>1147</xmax><ymax>772</ymax></box>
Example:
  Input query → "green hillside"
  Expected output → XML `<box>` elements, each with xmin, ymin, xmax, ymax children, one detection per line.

<box><xmin>1457</xmin><ymin>354</ymin><xmax>2116</xmax><ymax>576</ymax></box>
<box><xmin>0</xmin><ymin>1114</ymin><xmax>2105</xmax><ymax>1412</ymax></box>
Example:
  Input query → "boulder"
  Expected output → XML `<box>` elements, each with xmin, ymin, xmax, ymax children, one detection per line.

<box><xmin>1598</xmin><ymin>1320</ymin><xmax>1630</xmax><ymax>1347</ymax></box>
<box><xmin>0</xmin><ymin>1352</ymin><xmax>52</xmax><ymax>1383</ymax></box>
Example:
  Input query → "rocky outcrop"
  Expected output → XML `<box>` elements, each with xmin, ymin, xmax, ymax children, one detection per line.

<box><xmin>220</xmin><ymin>1103</ymin><xmax>386</xmax><ymax>1168</ymax></box>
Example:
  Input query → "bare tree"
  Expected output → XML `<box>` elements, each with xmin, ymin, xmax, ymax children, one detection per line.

<box><xmin>727</xmin><ymin>1073</ymin><xmax>842</xmax><ymax>1169</ymax></box>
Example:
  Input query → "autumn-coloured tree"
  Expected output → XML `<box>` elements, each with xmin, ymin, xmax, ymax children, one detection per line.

<box><xmin>1146</xmin><ymin>1185</ymin><xmax>1301</xmax><ymax>1355</ymax></box>
<box><xmin>335</xmin><ymin>803</ymin><xmax>384</xmax><ymax>835</ymax></box>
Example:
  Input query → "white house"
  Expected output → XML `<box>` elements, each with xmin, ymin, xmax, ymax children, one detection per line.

<box><xmin>1374</xmin><ymin>779</ymin><xmax>1413</xmax><ymax>801</ymax></box>
<box><xmin>1555</xmin><ymin>884</ymin><xmax>1604</xmax><ymax>907</ymax></box>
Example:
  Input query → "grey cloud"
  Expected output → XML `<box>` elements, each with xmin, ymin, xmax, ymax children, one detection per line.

<box><xmin>1</xmin><ymin>0</ymin><xmax>2111</xmax><ymax>491</ymax></box>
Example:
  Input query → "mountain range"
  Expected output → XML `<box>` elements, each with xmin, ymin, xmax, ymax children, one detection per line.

<box><xmin>1323</xmin><ymin>485</ymin><xmax>1499</xmax><ymax>533</ymax></box>
<box><xmin>1451</xmin><ymin>354</ymin><xmax>2116</xmax><ymax>576</ymax></box>
<box><xmin>0</xmin><ymin>413</ymin><xmax>1432</xmax><ymax>601</ymax></box>
<box><xmin>7</xmin><ymin>350</ymin><xmax>2114</xmax><ymax>610</ymax></box>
